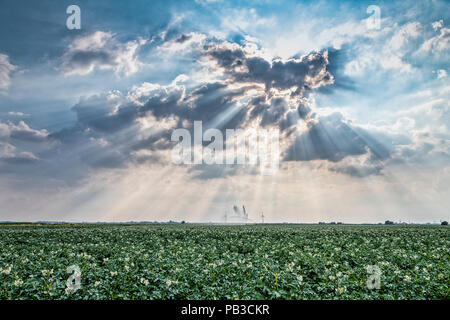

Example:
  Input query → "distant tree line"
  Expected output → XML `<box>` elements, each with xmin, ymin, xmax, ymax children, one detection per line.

<box><xmin>318</xmin><ymin>222</ymin><xmax>343</xmax><ymax>225</ymax></box>
<box><xmin>384</xmin><ymin>220</ymin><xmax>448</xmax><ymax>226</ymax></box>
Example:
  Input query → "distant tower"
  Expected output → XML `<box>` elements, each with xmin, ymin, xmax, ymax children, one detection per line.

<box><xmin>224</xmin><ymin>211</ymin><xmax>227</xmax><ymax>224</ymax></box>
<box><xmin>261</xmin><ymin>211</ymin><xmax>265</xmax><ymax>224</ymax></box>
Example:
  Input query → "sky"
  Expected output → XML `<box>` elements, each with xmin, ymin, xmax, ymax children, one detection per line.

<box><xmin>0</xmin><ymin>0</ymin><xmax>449</xmax><ymax>223</ymax></box>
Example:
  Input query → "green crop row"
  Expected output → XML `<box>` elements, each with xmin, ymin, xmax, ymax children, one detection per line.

<box><xmin>0</xmin><ymin>224</ymin><xmax>448</xmax><ymax>300</ymax></box>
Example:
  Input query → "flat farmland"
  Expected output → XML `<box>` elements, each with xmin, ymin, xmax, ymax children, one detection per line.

<box><xmin>0</xmin><ymin>224</ymin><xmax>448</xmax><ymax>299</ymax></box>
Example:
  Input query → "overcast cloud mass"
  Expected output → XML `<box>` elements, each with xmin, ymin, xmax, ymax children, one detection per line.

<box><xmin>0</xmin><ymin>0</ymin><xmax>449</xmax><ymax>223</ymax></box>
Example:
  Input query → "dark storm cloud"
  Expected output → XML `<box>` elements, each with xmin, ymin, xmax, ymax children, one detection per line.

<box><xmin>64</xmin><ymin>50</ymin><xmax>113</xmax><ymax>68</ymax></box>
<box><xmin>205</xmin><ymin>43</ymin><xmax>334</xmax><ymax>95</ymax></box>
<box><xmin>175</xmin><ymin>34</ymin><xmax>192</xmax><ymax>43</ymax></box>
<box><xmin>70</xmin><ymin>81</ymin><xmax>252</xmax><ymax>136</ymax></box>
<box><xmin>316</xmin><ymin>47</ymin><xmax>357</xmax><ymax>94</ymax></box>
<box><xmin>297</xmin><ymin>104</ymin><xmax>312</xmax><ymax>119</ymax></box>
<box><xmin>249</xmin><ymin>97</ymin><xmax>288</xmax><ymax>127</ymax></box>
<box><xmin>46</xmin><ymin>79</ymin><xmax>256</xmax><ymax>174</ymax></box>
<box><xmin>185</xmin><ymin>83</ymin><xmax>253</xmax><ymax>129</ymax></box>
<box><xmin>60</xmin><ymin>35</ymin><xmax>336</xmax><ymax>162</ymax></box>
<box><xmin>247</xmin><ymin>96</ymin><xmax>313</xmax><ymax>132</ymax></box>
<box><xmin>71</xmin><ymin>95</ymin><xmax>140</xmax><ymax>133</ymax></box>
<box><xmin>283</xmin><ymin>113</ymin><xmax>391</xmax><ymax>163</ymax></box>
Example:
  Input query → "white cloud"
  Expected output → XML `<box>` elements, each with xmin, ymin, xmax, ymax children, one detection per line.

<box><xmin>344</xmin><ymin>22</ymin><xmax>423</xmax><ymax>76</ymax></box>
<box><xmin>7</xmin><ymin>111</ymin><xmax>30</xmax><ymax>118</ymax></box>
<box><xmin>0</xmin><ymin>53</ymin><xmax>17</xmax><ymax>93</ymax></box>
<box><xmin>417</xmin><ymin>27</ymin><xmax>450</xmax><ymax>55</ymax></box>
<box><xmin>0</xmin><ymin>121</ymin><xmax>56</xmax><ymax>164</ymax></box>
<box><xmin>60</xmin><ymin>31</ymin><xmax>147</xmax><ymax>76</ymax></box>
<box><xmin>388</xmin><ymin>22</ymin><xmax>422</xmax><ymax>51</ymax></box>
<box><xmin>0</xmin><ymin>141</ymin><xmax>16</xmax><ymax>158</ymax></box>
<box><xmin>437</xmin><ymin>69</ymin><xmax>447</xmax><ymax>79</ymax></box>
<box><xmin>0</xmin><ymin>121</ymin><xmax>49</xmax><ymax>141</ymax></box>
<box><xmin>220</xmin><ymin>8</ymin><xmax>276</xmax><ymax>34</ymax></box>
<box><xmin>0</xmin><ymin>142</ymin><xmax>38</xmax><ymax>161</ymax></box>
<box><xmin>195</xmin><ymin>0</ymin><xmax>222</xmax><ymax>5</ymax></box>
<box><xmin>431</xmin><ymin>19</ymin><xmax>444</xmax><ymax>31</ymax></box>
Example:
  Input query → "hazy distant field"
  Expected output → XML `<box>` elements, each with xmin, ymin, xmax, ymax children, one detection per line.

<box><xmin>0</xmin><ymin>224</ymin><xmax>448</xmax><ymax>300</ymax></box>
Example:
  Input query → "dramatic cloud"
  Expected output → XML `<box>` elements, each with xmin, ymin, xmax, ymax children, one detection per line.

<box><xmin>203</xmin><ymin>41</ymin><xmax>333</xmax><ymax>95</ymax></box>
<box><xmin>0</xmin><ymin>36</ymin><xmax>295</xmax><ymax>182</ymax></box>
<box><xmin>50</xmin><ymin>36</ymin><xmax>336</xmax><ymax>175</ymax></box>
<box><xmin>2</xmin><ymin>31</ymin><xmax>448</xmax><ymax>182</ymax></box>
<box><xmin>60</xmin><ymin>31</ymin><xmax>147</xmax><ymax>76</ymax></box>
<box><xmin>283</xmin><ymin>112</ymin><xmax>391</xmax><ymax>163</ymax></box>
